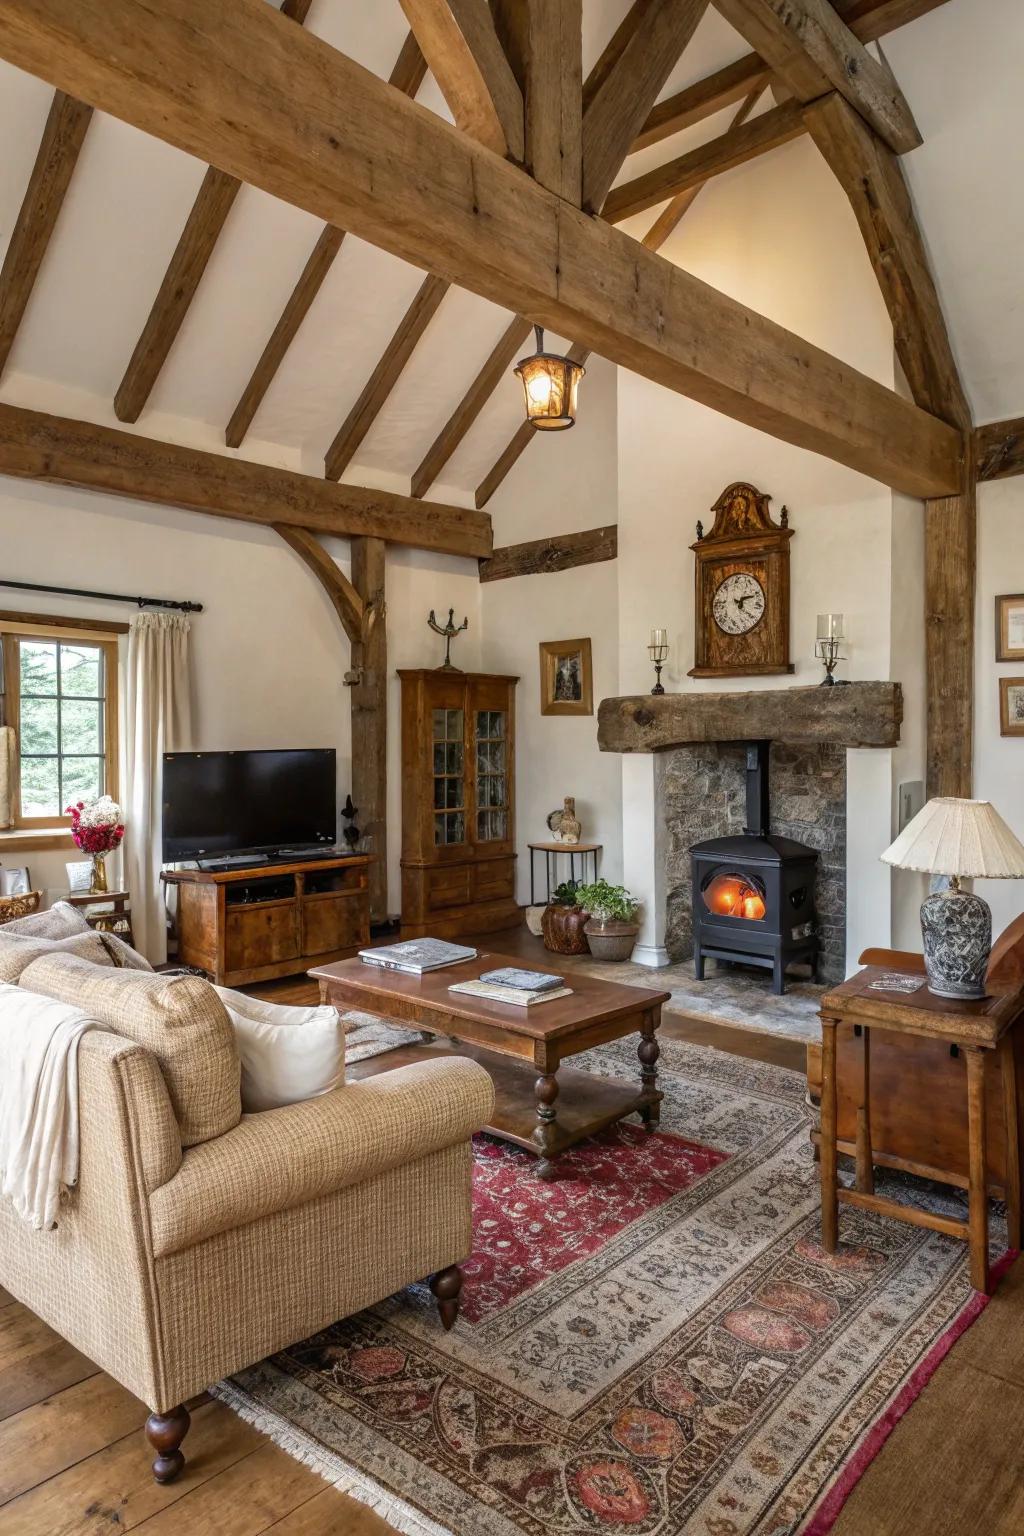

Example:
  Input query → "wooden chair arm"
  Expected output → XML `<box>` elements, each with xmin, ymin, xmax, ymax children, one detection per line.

<box><xmin>858</xmin><ymin>947</ymin><xmax>927</xmax><ymax>975</ymax></box>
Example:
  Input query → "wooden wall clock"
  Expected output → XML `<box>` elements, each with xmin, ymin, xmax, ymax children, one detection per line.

<box><xmin>689</xmin><ymin>481</ymin><xmax>794</xmax><ymax>678</ymax></box>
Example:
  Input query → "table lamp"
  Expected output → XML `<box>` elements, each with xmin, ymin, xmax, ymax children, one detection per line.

<box><xmin>881</xmin><ymin>797</ymin><xmax>1024</xmax><ymax>999</ymax></box>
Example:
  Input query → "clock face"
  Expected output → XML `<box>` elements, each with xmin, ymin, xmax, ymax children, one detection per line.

<box><xmin>712</xmin><ymin>572</ymin><xmax>766</xmax><ymax>635</ymax></box>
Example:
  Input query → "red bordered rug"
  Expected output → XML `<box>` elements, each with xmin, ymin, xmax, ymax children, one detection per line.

<box><xmin>216</xmin><ymin>1031</ymin><xmax>1010</xmax><ymax>1536</ymax></box>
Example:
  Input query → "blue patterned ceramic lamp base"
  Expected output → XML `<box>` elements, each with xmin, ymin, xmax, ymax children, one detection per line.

<box><xmin>920</xmin><ymin>885</ymin><xmax>992</xmax><ymax>1000</ymax></box>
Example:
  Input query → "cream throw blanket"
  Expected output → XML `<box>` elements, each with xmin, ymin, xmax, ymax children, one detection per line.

<box><xmin>0</xmin><ymin>981</ymin><xmax>98</xmax><ymax>1229</ymax></box>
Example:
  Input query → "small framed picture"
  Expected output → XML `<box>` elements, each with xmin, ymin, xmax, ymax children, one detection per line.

<box><xmin>66</xmin><ymin>860</ymin><xmax>93</xmax><ymax>894</ymax></box>
<box><xmin>999</xmin><ymin>677</ymin><xmax>1024</xmax><ymax>736</ymax></box>
<box><xmin>996</xmin><ymin>594</ymin><xmax>1024</xmax><ymax>661</ymax></box>
<box><xmin>539</xmin><ymin>638</ymin><xmax>593</xmax><ymax>717</ymax></box>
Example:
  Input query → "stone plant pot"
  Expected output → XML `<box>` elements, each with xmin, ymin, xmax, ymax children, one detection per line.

<box><xmin>542</xmin><ymin>904</ymin><xmax>590</xmax><ymax>955</ymax></box>
<box><xmin>583</xmin><ymin>917</ymin><xmax>639</xmax><ymax>962</ymax></box>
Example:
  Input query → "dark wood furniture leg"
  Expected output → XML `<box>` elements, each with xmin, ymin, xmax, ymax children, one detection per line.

<box><xmin>429</xmin><ymin>1264</ymin><xmax>463</xmax><ymax>1330</ymax></box>
<box><xmin>855</xmin><ymin>1024</ymin><xmax>874</xmax><ymax>1194</ymax></box>
<box><xmin>145</xmin><ymin>1403</ymin><xmax>190</xmax><ymax>1484</ymax></box>
<box><xmin>638</xmin><ymin>1009</ymin><xmax>661</xmax><ymax>1130</ymax></box>
<box><xmin>965</xmin><ymin>1047</ymin><xmax>991</xmax><ymax>1294</ymax></box>
<box><xmin>533</xmin><ymin>1071</ymin><xmax>560</xmax><ymax>1180</ymax></box>
<box><xmin>1001</xmin><ymin>1033</ymin><xmax>1022</xmax><ymax>1251</ymax></box>
<box><xmin>820</xmin><ymin>1017</ymin><xmax>839</xmax><ymax>1252</ymax></box>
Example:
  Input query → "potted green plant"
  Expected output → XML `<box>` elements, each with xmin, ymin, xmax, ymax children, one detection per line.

<box><xmin>575</xmin><ymin>879</ymin><xmax>641</xmax><ymax>961</ymax></box>
<box><xmin>541</xmin><ymin>879</ymin><xmax>590</xmax><ymax>955</ymax></box>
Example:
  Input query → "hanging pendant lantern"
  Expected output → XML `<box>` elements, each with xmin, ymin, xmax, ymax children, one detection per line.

<box><xmin>514</xmin><ymin>324</ymin><xmax>585</xmax><ymax>431</ymax></box>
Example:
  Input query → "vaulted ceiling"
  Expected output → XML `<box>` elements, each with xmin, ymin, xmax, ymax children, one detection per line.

<box><xmin>0</xmin><ymin>0</ymin><xmax>1017</xmax><ymax>508</ymax></box>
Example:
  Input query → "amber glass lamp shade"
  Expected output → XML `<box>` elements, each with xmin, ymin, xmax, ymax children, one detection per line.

<box><xmin>514</xmin><ymin>325</ymin><xmax>585</xmax><ymax>431</ymax></box>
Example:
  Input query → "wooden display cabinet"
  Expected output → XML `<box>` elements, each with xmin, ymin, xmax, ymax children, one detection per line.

<box><xmin>162</xmin><ymin>854</ymin><xmax>370</xmax><ymax>987</ymax></box>
<box><xmin>399</xmin><ymin>669</ymin><xmax>519</xmax><ymax>939</ymax></box>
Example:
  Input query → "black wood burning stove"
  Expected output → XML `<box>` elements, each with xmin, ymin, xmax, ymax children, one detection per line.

<box><xmin>691</xmin><ymin>741</ymin><xmax>818</xmax><ymax>995</ymax></box>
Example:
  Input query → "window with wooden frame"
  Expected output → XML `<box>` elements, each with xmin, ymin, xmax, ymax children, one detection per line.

<box><xmin>0</xmin><ymin>614</ymin><xmax>123</xmax><ymax>832</ymax></box>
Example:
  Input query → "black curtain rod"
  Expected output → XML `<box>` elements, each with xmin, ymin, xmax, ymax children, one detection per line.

<box><xmin>0</xmin><ymin>578</ymin><xmax>202</xmax><ymax>614</ymax></box>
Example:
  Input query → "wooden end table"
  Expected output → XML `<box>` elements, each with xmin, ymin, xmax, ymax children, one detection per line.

<box><xmin>65</xmin><ymin>888</ymin><xmax>134</xmax><ymax>947</ymax></box>
<box><xmin>312</xmin><ymin>951</ymin><xmax>670</xmax><ymax>1179</ymax></box>
<box><xmin>819</xmin><ymin>966</ymin><xmax>1024</xmax><ymax>1294</ymax></box>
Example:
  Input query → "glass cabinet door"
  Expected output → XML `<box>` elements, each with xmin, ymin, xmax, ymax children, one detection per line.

<box><xmin>475</xmin><ymin>710</ymin><xmax>508</xmax><ymax>841</ymax></box>
<box><xmin>432</xmin><ymin>707</ymin><xmax>465</xmax><ymax>846</ymax></box>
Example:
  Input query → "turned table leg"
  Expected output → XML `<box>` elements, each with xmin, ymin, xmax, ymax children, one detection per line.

<box><xmin>146</xmin><ymin>1404</ymin><xmax>190</xmax><ymax>1484</ymax></box>
<box><xmin>820</xmin><ymin>1017</ymin><xmax>839</xmax><ymax>1253</ymax></box>
<box><xmin>965</xmin><ymin>1047</ymin><xmax>991</xmax><ymax>1294</ymax></box>
<box><xmin>638</xmin><ymin>1010</ymin><xmax>661</xmax><ymax>1131</ymax></box>
<box><xmin>533</xmin><ymin>1072</ymin><xmax>560</xmax><ymax>1180</ymax></box>
<box><xmin>430</xmin><ymin>1265</ymin><xmax>463</xmax><ymax>1330</ymax></box>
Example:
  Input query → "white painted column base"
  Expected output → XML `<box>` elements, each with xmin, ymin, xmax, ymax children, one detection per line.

<box><xmin>630</xmin><ymin>941</ymin><xmax>671</xmax><ymax>968</ymax></box>
<box><xmin>621</xmin><ymin>754</ymin><xmax>669</xmax><ymax>968</ymax></box>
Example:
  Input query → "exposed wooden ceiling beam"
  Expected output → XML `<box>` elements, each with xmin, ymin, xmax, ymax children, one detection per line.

<box><xmin>223</xmin><ymin>33</ymin><xmax>426</xmax><ymax>451</ymax></box>
<box><xmin>713</xmin><ymin>0</ymin><xmax>920</xmax><ymax>154</ymax></box>
<box><xmin>0</xmin><ymin>401</ymin><xmax>493</xmax><ymax>559</ymax></box>
<box><xmin>641</xmin><ymin>85</ymin><xmax>761</xmax><ymax>246</ymax></box>
<box><xmin>803</xmin><ymin>92</ymin><xmax>969</xmax><ymax>429</ymax></box>
<box><xmin>582</xmin><ymin>0</ymin><xmax>710</xmax><ymax>213</ymax></box>
<box><xmin>411</xmin><ymin>314</ymin><xmax>531</xmax><ymax>498</ymax></box>
<box><xmin>604</xmin><ymin>98</ymin><xmax>804</xmax><ymax>223</ymax></box>
<box><xmin>323</xmin><ymin>272</ymin><xmax>449</xmax><ymax>481</ymax></box>
<box><xmin>632</xmin><ymin>0</ymin><xmax>949</xmax><ymax>155</ymax></box>
<box><xmin>273</xmin><ymin>524</ymin><xmax>364</xmax><ymax>645</ymax></box>
<box><xmin>397</xmin><ymin>0</ymin><xmax>524</xmax><ymax>158</ymax></box>
<box><xmin>0</xmin><ymin>0</ymin><xmax>960</xmax><ymax>500</ymax></box>
<box><xmin>975</xmin><ymin>417</ymin><xmax>1024</xmax><ymax>483</ymax></box>
<box><xmin>479</xmin><ymin>524</ymin><xmax>617</xmax><ymax>582</ymax></box>
<box><xmin>0</xmin><ymin>91</ymin><xmax>92</xmax><ymax>381</ymax></box>
<box><xmin>493</xmin><ymin>0</ymin><xmax>582</xmax><ymax>203</ymax></box>
<box><xmin>111</xmin><ymin>0</ymin><xmax>314</xmax><ymax>424</ymax></box>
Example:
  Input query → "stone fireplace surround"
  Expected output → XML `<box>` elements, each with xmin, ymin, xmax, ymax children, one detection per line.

<box><xmin>598</xmin><ymin>683</ymin><xmax>903</xmax><ymax>980</ymax></box>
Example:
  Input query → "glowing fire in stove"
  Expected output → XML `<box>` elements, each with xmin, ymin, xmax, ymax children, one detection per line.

<box><xmin>703</xmin><ymin>873</ymin><xmax>766</xmax><ymax>922</ymax></box>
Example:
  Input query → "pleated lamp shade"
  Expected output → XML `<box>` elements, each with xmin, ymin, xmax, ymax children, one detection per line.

<box><xmin>881</xmin><ymin>797</ymin><xmax>1024</xmax><ymax>878</ymax></box>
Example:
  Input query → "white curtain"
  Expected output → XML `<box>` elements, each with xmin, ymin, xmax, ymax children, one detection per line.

<box><xmin>125</xmin><ymin>614</ymin><xmax>193</xmax><ymax>963</ymax></box>
<box><xmin>0</xmin><ymin>725</ymin><xmax>15</xmax><ymax>830</ymax></box>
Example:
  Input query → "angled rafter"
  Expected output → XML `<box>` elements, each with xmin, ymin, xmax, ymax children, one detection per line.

<box><xmin>273</xmin><ymin>524</ymin><xmax>364</xmax><ymax>645</ymax></box>
<box><xmin>324</xmin><ymin>273</ymin><xmax>449</xmax><ymax>481</ymax></box>
<box><xmin>713</xmin><ymin>0</ymin><xmax>920</xmax><ymax>154</ymax></box>
<box><xmin>112</xmin><ymin>0</ymin><xmax>314</xmax><ymax>424</ymax></box>
<box><xmin>975</xmin><ymin>417</ymin><xmax>1024</xmax><ymax>483</ymax></box>
<box><xmin>633</xmin><ymin>0</ymin><xmax>949</xmax><ymax>154</ymax></box>
<box><xmin>0</xmin><ymin>91</ymin><xmax>92</xmax><ymax>380</ymax></box>
<box><xmin>397</xmin><ymin>0</ymin><xmax>524</xmax><ymax>158</ymax></box>
<box><xmin>224</xmin><ymin>33</ymin><xmax>426</xmax><ymax>450</ymax></box>
<box><xmin>582</xmin><ymin>0</ymin><xmax>710</xmax><ymax>213</ymax></box>
<box><xmin>0</xmin><ymin>401</ymin><xmax>494</xmax><ymax>558</ymax></box>
<box><xmin>493</xmin><ymin>0</ymin><xmax>582</xmax><ymax>202</ymax></box>
<box><xmin>604</xmin><ymin>98</ymin><xmax>804</xmax><ymax>223</ymax></box>
<box><xmin>0</xmin><ymin>0</ymin><xmax>961</xmax><ymax>500</ymax></box>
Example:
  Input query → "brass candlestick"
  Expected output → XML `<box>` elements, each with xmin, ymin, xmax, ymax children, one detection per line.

<box><xmin>427</xmin><ymin>608</ymin><xmax>468</xmax><ymax>670</ymax></box>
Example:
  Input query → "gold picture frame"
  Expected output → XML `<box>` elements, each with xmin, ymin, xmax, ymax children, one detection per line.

<box><xmin>999</xmin><ymin>677</ymin><xmax>1024</xmax><ymax>737</ymax></box>
<box><xmin>996</xmin><ymin>594</ymin><xmax>1024</xmax><ymax>662</ymax></box>
<box><xmin>539</xmin><ymin>638</ymin><xmax>593</xmax><ymax>717</ymax></box>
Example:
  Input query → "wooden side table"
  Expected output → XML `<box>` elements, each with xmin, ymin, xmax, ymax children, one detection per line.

<box><xmin>64</xmin><ymin>889</ymin><xmax>134</xmax><ymax>948</ymax></box>
<box><xmin>819</xmin><ymin>966</ymin><xmax>1024</xmax><ymax>1294</ymax></box>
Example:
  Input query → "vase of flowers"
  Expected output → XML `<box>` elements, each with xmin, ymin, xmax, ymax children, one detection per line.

<box><xmin>66</xmin><ymin>795</ymin><xmax>125</xmax><ymax>894</ymax></box>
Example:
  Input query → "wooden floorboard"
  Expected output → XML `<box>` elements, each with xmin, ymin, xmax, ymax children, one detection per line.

<box><xmin>1</xmin><ymin>922</ymin><xmax>1020</xmax><ymax>1533</ymax></box>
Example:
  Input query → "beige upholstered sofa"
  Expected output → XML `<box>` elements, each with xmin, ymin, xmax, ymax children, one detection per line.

<box><xmin>0</xmin><ymin>949</ymin><xmax>494</xmax><ymax>1482</ymax></box>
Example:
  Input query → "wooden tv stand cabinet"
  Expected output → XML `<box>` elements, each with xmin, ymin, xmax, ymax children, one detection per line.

<box><xmin>162</xmin><ymin>855</ymin><xmax>371</xmax><ymax>987</ymax></box>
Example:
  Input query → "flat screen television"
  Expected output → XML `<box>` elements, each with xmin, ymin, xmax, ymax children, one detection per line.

<box><xmin>162</xmin><ymin>749</ymin><xmax>336</xmax><ymax>862</ymax></box>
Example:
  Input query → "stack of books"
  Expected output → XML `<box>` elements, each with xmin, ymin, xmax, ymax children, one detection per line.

<box><xmin>449</xmin><ymin>966</ymin><xmax>573</xmax><ymax>1007</ymax></box>
<box><xmin>358</xmin><ymin>939</ymin><xmax>477</xmax><ymax>974</ymax></box>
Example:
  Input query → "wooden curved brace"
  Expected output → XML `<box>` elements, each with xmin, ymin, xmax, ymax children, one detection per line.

<box><xmin>273</xmin><ymin>523</ymin><xmax>364</xmax><ymax>646</ymax></box>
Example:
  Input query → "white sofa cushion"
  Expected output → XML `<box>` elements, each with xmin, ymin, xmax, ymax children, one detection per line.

<box><xmin>214</xmin><ymin>986</ymin><xmax>346</xmax><ymax>1112</ymax></box>
<box><xmin>2</xmin><ymin>900</ymin><xmax>92</xmax><ymax>939</ymax></box>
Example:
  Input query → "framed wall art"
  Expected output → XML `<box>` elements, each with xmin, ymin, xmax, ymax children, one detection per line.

<box><xmin>995</xmin><ymin>594</ymin><xmax>1024</xmax><ymax>661</ymax></box>
<box><xmin>999</xmin><ymin>676</ymin><xmax>1024</xmax><ymax>737</ymax></box>
<box><xmin>539</xmin><ymin>638</ymin><xmax>593</xmax><ymax>717</ymax></box>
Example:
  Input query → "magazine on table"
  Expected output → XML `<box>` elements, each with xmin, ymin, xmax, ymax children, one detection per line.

<box><xmin>449</xmin><ymin>979</ymin><xmax>573</xmax><ymax>1007</ymax></box>
<box><xmin>478</xmin><ymin>967</ymin><xmax>565</xmax><ymax>993</ymax></box>
<box><xmin>358</xmin><ymin>938</ymin><xmax>477</xmax><ymax>974</ymax></box>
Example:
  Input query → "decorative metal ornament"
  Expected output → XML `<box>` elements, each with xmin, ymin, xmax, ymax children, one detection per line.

<box><xmin>427</xmin><ymin>607</ymin><xmax>468</xmax><ymax>670</ymax></box>
<box><xmin>514</xmin><ymin>324</ymin><xmax>585</xmax><ymax>431</ymax></box>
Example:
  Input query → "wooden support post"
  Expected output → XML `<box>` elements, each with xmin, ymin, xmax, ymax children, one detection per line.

<box><xmin>925</xmin><ymin>471</ymin><xmax>976</xmax><ymax>798</ymax></box>
<box><xmin>351</xmin><ymin>538</ymin><xmax>388</xmax><ymax>923</ymax></box>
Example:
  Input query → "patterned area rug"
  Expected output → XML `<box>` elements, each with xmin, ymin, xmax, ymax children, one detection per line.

<box><xmin>216</xmin><ymin>1028</ymin><xmax>1007</xmax><ymax>1536</ymax></box>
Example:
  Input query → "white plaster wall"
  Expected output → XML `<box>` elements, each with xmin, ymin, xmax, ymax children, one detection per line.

<box><xmin>974</xmin><ymin>479</ymin><xmax>1024</xmax><ymax>936</ymax></box>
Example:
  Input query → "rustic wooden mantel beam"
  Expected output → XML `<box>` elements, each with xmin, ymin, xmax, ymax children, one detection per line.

<box><xmin>0</xmin><ymin>401</ymin><xmax>493</xmax><ymax>558</ymax></box>
<box><xmin>0</xmin><ymin>0</ymin><xmax>961</xmax><ymax>502</ymax></box>
<box><xmin>479</xmin><ymin>524</ymin><xmax>617</xmax><ymax>582</ymax></box>
<box><xmin>597</xmin><ymin>682</ymin><xmax>903</xmax><ymax>753</ymax></box>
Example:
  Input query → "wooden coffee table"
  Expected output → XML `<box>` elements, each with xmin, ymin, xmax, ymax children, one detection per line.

<box><xmin>312</xmin><ymin>952</ymin><xmax>671</xmax><ymax>1179</ymax></box>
